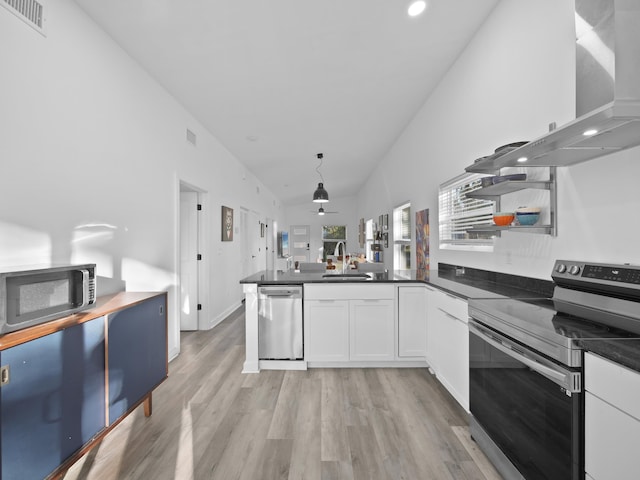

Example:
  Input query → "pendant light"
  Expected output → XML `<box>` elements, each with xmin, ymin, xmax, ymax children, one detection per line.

<box><xmin>312</xmin><ymin>153</ymin><xmax>329</xmax><ymax>203</ymax></box>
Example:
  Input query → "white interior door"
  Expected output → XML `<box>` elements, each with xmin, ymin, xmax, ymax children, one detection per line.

<box><xmin>241</xmin><ymin>208</ymin><xmax>262</xmax><ymax>277</ymax></box>
<box><xmin>250</xmin><ymin>211</ymin><xmax>261</xmax><ymax>273</ymax></box>
<box><xmin>290</xmin><ymin>225</ymin><xmax>310</xmax><ymax>263</ymax></box>
<box><xmin>241</xmin><ymin>209</ymin><xmax>250</xmax><ymax>279</ymax></box>
<box><xmin>180</xmin><ymin>191</ymin><xmax>199</xmax><ymax>331</ymax></box>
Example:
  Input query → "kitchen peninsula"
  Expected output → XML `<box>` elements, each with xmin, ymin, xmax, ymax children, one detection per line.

<box><xmin>240</xmin><ymin>265</ymin><xmax>553</xmax><ymax>413</ymax></box>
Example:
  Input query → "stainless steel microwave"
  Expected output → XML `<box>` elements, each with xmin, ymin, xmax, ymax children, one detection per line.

<box><xmin>0</xmin><ymin>264</ymin><xmax>96</xmax><ymax>334</ymax></box>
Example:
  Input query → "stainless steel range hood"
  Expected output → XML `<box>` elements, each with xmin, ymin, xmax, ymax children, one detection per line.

<box><xmin>468</xmin><ymin>0</ymin><xmax>640</xmax><ymax>174</ymax></box>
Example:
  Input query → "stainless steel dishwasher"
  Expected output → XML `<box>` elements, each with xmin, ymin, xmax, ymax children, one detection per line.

<box><xmin>258</xmin><ymin>286</ymin><xmax>303</xmax><ymax>360</ymax></box>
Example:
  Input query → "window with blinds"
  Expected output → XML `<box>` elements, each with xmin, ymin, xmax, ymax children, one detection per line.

<box><xmin>365</xmin><ymin>219</ymin><xmax>374</xmax><ymax>261</ymax></box>
<box><xmin>393</xmin><ymin>203</ymin><xmax>411</xmax><ymax>270</ymax></box>
<box><xmin>439</xmin><ymin>173</ymin><xmax>494</xmax><ymax>246</ymax></box>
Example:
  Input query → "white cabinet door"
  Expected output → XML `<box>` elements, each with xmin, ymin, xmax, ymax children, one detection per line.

<box><xmin>585</xmin><ymin>392</ymin><xmax>640</xmax><ymax>480</ymax></box>
<box><xmin>584</xmin><ymin>352</ymin><xmax>640</xmax><ymax>480</ymax></box>
<box><xmin>427</xmin><ymin>288</ymin><xmax>469</xmax><ymax>411</ymax></box>
<box><xmin>425</xmin><ymin>287</ymin><xmax>442</xmax><ymax>372</ymax></box>
<box><xmin>349</xmin><ymin>299</ymin><xmax>395</xmax><ymax>361</ymax></box>
<box><xmin>437</xmin><ymin>307</ymin><xmax>469</xmax><ymax>411</ymax></box>
<box><xmin>398</xmin><ymin>286</ymin><xmax>427</xmax><ymax>358</ymax></box>
<box><xmin>304</xmin><ymin>299</ymin><xmax>349</xmax><ymax>361</ymax></box>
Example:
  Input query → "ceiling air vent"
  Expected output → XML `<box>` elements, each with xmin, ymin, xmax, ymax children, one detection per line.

<box><xmin>2</xmin><ymin>0</ymin><xmax>46</xmax><ymax>35</ymax></box>
<box><xmin>186</xmin><ymin>128</ymin><xmax>197</xmax><ymax>146</ymax></box>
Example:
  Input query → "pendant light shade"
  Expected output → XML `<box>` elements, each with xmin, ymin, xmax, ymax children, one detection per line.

<box><xmin>312</xmin><ymin>153</ymin><xmax>329</xmax><ymax>203</ymax></box>
<box><xmin>313</xmin><ymin>183</ymin><xmax>329</xmax><ymax>203</ymax></box>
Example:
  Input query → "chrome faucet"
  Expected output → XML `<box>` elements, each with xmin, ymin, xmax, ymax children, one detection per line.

<box><xmin>334</xmin><ymin>241</ymin><xmax>347</xmax><ymax>273</ymax></box>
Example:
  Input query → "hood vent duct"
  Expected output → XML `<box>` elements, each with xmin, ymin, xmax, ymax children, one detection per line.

<box><xmin>468</xmin><ymin>0</ymin><xmax>640</xmax><ymax>174</ymax></box>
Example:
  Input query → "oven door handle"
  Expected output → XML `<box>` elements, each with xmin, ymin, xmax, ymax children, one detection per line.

<box><xmin>469</xmin><ymin>322</ymin><xmax>581</xmax><ymax>393</ymax></box>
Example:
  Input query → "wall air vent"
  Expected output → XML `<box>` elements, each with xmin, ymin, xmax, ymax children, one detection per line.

<box><xmin>186</xmin><ymin>128</ymin><xmax>197</xmax><ymax>146</ymax></box>
<box><xmin>1</xmin><ymin>0</ymin><xmax>46</xmax><ymax>35</ymax></box>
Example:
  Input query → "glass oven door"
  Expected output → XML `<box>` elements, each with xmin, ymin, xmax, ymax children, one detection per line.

<box><xmin>469</xmin><ymin>320</ymin><xmax>583</xmax><ymax>480</ymax></box>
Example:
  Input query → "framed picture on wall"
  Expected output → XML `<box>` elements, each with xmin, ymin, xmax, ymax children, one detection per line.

<box><xmin>383</xmin><ymin>214</ymin><xmax>389</xmax><ymax>231</ymax></box>
<box><xmin>415</xmin><ymin>208</ymin><xmax>429</xmax><ymax>273</ymax></box>
<box><xmin>222</xmin><ymin>205</ymin><xmax>233</xmax><ymax>241</ymax></box>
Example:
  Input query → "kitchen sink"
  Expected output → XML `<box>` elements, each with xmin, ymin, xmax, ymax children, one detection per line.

<box><xmin>322</xmin><ymin>273</ymin><xmax>371</xmax><ymax>280</ymax></box>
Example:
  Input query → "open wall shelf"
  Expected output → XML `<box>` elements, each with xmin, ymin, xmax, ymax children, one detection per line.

<box><xmin>467</xmin><ymin>166</ymin><xmax>557</xmax><ymax>237</ymax></box>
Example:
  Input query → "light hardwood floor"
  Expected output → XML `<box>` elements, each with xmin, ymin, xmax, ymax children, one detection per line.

<box><xmin>64</xmin><ymin>307</ymin><xmax>502</xmax><ymax>480</ymax></box>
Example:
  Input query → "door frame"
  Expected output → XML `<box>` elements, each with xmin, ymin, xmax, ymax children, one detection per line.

<box><xmin>177</xmin><ymin>180</ymin><xmax>209</xmax><ymax>332</ymax></box>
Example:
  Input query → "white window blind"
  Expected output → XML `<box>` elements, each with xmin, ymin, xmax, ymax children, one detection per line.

<box><xmin>439</xmin><ymin>173</ymin><xmax>494</xmax><ymax>246</ymax></box>
<box><xmin>394</xmin><ymin>203</ymin><xmax>411</xmax><ymax>270</ymax></box>
<box><xmin>365</xmin><ymin>219</ymin><xmax>374</xmax><ymax>261</ymax></box>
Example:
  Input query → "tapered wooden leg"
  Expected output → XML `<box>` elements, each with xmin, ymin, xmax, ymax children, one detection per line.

<box><xmin>143</xmin><ymin>393</ymin><xmax>152</xmax><ymax>417</ymax></box>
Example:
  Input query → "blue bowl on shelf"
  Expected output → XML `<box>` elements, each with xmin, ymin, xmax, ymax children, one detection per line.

<box><xmin>515</xmin><ymin>208</ymin><xmax>541</xmax><ymax>225</ymax></box>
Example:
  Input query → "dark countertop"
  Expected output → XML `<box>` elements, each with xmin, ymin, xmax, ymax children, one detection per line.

<box><xmin>240</xmin><ymin>268</ymin><xmax>550</xmax><ymax>301</ymax></box>
<box><xmin>578</xmin><ymin>338</ymin><xmax>640</xmax><ymax>373</ymax></box>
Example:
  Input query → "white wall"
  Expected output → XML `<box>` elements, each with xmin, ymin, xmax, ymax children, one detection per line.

<box><xmin>358</xmin><ymin>0</ymin><xmax>640</xmax><ymax>279</ymax></box>
<box><xmin>0</xmin><ymin>0</ymin><xmax>284</xmax><ymax>359</ymax></box>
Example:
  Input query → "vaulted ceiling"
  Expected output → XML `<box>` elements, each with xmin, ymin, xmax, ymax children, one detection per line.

<box><xmin>74</xmin><ymin>0</ymin><xmax>498</xmax><ymax>206</ymax></box>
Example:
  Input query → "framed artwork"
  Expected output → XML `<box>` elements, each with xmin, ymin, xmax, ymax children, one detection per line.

<box><xmin>383</xmin><ymin>214</ymin><xmax>389</xmax><ymax>231</ymax></box>
<box><xmin>383</xmin><ymin>232</ymin><xmax>389</xmax><ymax>248</ymax></box>
<box><xmin>222</xmin><ymin>206</ymin><xmax>233</xmax><ymax>241</ymax></box>
<box><xmin>415</xmin><ymin>208</ymin><xmax>429</xmax><ymax>274</ymax></box>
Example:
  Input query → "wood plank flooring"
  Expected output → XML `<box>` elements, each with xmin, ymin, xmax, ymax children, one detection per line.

<box><xmin>63</xmin><ymin>307</ymin><xmax>502</xmax><ymax>480</ymax></box>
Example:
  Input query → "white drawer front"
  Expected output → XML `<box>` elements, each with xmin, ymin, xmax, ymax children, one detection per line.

<box><xmin>585</xmin><ymin>352</ymin><xmax>640</xmax><ymax>420</ymax></box>
<box><xmin>304</xmin><ymin>284</ymin><xmax>394</xmax><ymax>300</ymax></box>
<box><xmin>433</xmin><ymin>290</ymin><xmax>468</xmax><ymax>324</ymax></box>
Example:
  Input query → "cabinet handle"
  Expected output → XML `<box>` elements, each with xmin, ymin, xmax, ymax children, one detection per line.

<box><xmin>437</xmin><ymin>307</ymin><xmax>466</xmax><ymax>324</ymax></box>
<box><xmin>1</xmin><ymin>365</ymin><xmax>9</xmax><ymax>386</ymax></box>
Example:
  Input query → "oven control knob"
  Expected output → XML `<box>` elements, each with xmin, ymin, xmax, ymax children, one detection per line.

<box><xmin>569</xmin><ymin>265</ymin><xmax>581</xmax><ymax>275</ymax></box>
<box><xmin>556</xmin><ymin>264</ymin><xmax>567</xmax><ymax>273</ymax></box>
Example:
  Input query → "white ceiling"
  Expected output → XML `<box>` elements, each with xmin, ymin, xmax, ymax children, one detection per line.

<box><xmin>73</xmin><ymin>0</ymin><xmax>498</xmax><ymax>206</ymax></box>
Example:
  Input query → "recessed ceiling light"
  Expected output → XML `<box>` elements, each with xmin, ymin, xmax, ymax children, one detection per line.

<box><xmin>583</xmin><ymin>129</ymin><xmax>598</xmax><ymax>136</ymax></box>
<box><xmin>408</xmin><ymin>1</ymin><xmax>427</xmax><ymax>17</ymax></box>
<box><xmin>517</xmin><ymin>157</ymin><xmax>528</xmax><ymax>163</ymax></box>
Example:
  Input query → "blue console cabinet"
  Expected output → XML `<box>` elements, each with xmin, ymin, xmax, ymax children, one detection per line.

<box><xmin>1</xmin><ymin>317</ymin><xmax>105</xmax><ymax>480</ymax></box>
<box><xmin>0</xmin><ymin>292</ymin><xmax>167</xmax><ymax>480</ymax></box>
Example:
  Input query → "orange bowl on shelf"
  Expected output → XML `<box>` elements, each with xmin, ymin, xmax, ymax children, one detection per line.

<box><xmin>493</xmin><ymin>212</ymin><xmax>515</xmax><ymax>226</ymax></box>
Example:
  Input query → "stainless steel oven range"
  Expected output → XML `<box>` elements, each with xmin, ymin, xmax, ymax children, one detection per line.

<box><xmin>468</xmin><ymin>260</ymin><xmax>640</xmax><ymax>480</ymax></box>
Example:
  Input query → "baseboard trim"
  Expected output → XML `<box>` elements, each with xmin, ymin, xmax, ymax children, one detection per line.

<box><xmin>259</xmin><ymin>360</ymin><xmax>307</xmax><ymax>371</ymax></box>
<box><xmin>202</xmin><ymin>301</ymin><xmax>243</xmax><ymax>330</ymax></box>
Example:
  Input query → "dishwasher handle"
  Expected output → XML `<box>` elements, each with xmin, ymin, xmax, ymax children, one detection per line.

<box><xmin>259</xmin><ymin>288</ymin><xmax>302</xmax><ymax>298</ymax></box>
